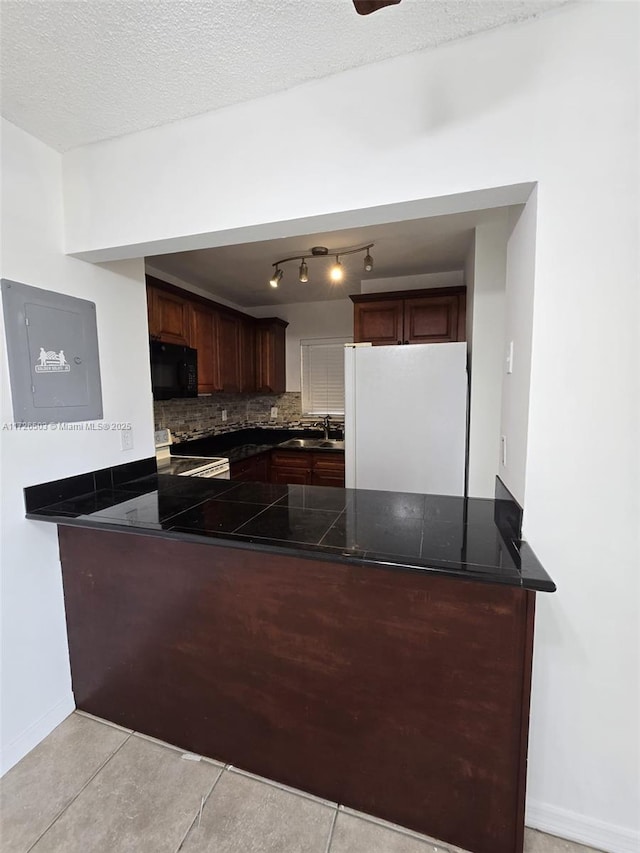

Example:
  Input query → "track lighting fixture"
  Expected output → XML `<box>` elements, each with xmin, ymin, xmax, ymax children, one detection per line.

<box><xmin>268</xmin><ymin>243</ymin><xmax>374</xmax><ymax>290</ymax></box>
<box><xmin>269</xmin><ymin>267</ymin><xmax>283</xmax><ymax>288</ymax></box>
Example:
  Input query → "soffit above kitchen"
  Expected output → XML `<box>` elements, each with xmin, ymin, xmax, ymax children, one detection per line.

<box><xmin>1</xmin><ymin>0</ymin><xmax>567</xmax><ymax>153</ymax></box>
<box><xmin>146</xmin><ymin>207</ymin><xmax>515</xmax><ymax>307</ymax></box>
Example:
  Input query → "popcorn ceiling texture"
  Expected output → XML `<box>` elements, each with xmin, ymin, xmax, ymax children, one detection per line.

<box><xmin>1</xmin><ymin>0</ymin><xmax>566</xmax><ymax>151</ymax></box>
<box><xmin>153</xmin><ymin>392</ymin><xmax>343</xmax><ymax>444</ymax></box>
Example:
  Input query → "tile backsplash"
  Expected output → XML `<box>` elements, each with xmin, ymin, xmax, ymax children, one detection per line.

<box><xmin>153</xmin><ymin>392</ymin><xmax>343</xmax><ymax>444</ymax></box>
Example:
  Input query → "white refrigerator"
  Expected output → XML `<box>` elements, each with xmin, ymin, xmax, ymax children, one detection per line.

<box><xmin>344</xmin><ymin>342</ymin><xmax>468</xmax><ymax>496</ymax></box>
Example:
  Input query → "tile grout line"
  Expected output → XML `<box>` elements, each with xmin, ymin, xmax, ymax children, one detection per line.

<box><xmin>324</xmin><ymin>807</ymin><xmax>339</xmax><ymax>853</ymax></box>
<box><xmin>229</xmin><ymin>492</ymin><xmax>317</xmax><ymax>534</ymax></box>
<box><xmin>25</xmin><ymin>732</ymin><xmax>133</xmax><ymax>852</ymax></box>
<box><xmin>174</xmin><ymin>764</ymin><xmax>227</xmax><ymax>853</ymax></box>
<box><xmin>74</xmin><ymin>709</ymin><xmax>132</xmax><ymax>734</ymax></box>
<box><xmin>229</xmin><ymin>500</ymin><xmax>285</xmax><ymax>533</ymax></box>
<box><xmin>317</xmin><ymin>506</ymin><xmax>347</xmax><ymax>546</ymax></box>
<box><xmin>158</xmin><ymin>495</ymin><xmax>218</xmax><ymax>525</ymax></box>
<box><xmin>227</xmin><ymin>764</ymin><xmax>337</xmax><ymax>809</ymax></box>
<box><xmin>337</xmin><ymin>805</ymin><xmax>457</xmax><ymax>851</ymax></box>
<box><xmin>165</xmin><ymin>492</ymin><xmax>288</xmax><ymax>535</ymax></box>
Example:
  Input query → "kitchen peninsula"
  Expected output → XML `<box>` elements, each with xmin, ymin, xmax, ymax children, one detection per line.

<box><xmin>26</xmin><ymin>465</ymin><xmax>555</xmax><ymax>853</ymax></box>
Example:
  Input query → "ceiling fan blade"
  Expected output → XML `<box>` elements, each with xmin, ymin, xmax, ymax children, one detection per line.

<box><xmin>353</xmin><ymin>0</ymin><xmax>401</xmax><ymax>15</ymax></box>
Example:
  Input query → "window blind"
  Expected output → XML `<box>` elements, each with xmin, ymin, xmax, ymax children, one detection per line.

<box><xmin>300</xmin><ymin>337</ymin><xmax>351</xmax><ymax>415</ymax></box>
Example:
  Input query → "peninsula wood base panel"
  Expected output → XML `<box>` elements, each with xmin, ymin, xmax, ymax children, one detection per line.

<box><xmin>58</xmin><ymin>526</ymin><xmax>535</xmax><ymax>853</ymax></box>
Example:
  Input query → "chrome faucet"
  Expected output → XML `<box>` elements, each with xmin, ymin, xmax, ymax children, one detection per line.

<box><xmin>315</xmin><ymin>415</ymin><xmax>331</xmax><ymax>439</ymax></box>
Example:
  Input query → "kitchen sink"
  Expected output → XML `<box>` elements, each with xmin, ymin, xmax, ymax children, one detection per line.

<box><xmin>278</xmin><ymin>438</ymin><xmax>345</xmax><ymax>450</ymax></box>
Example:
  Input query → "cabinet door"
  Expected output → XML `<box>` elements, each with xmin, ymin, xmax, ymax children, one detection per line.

<box><xmin>240</xmin><ymin>320</ymin><xmax>256</xmax><ymax>392</ymax></box>
<box><xmin>190</xmin><ymin>304</ymin><xmax>220</xmax><ymax>394</ymax></box>
<box><xmin>256</xmin><ymin>321</ymin><xmax>287</xmax><ymax>394</ymax></box>
<box><xmin>252</xmin><ymin>453</ymin><xmax>270</xmax><ymax>483</ymax></box>
<box><xmin>230</xmin><ymin>457</ymin><xmax>256</xmax><ymax>481</ymax></box>
<box><xmin>153</xmin><ymin>288</ymin><xmax>191</xmax><ymax>345</ymax></box>
<box><xmin>403</xmin><ymin>294</ymin><xmax>464</xmax><ymax>344</ymax></box>
<box><xmin>270</xmin><ymin>449</ymin><xmax>312</xmax><ymax>485</ymax></box>
<box><xmin>354</xmin><ymin>300</ymin><xmax>403</xmax><ymax>346</ymax></box>
<box><xmin>147</xmin><ymin>286</ymin><xmax>158</xmax><ymax>338</ymax></box>
<box><xmin>218</xmin><ymin>312</ymin><xmax>242</xmax><ymax>393</ymax></box>
<box><xmin>312</xmin><ymin>452</ymin><xmax>345</xmax><ymax>488</ymax></box>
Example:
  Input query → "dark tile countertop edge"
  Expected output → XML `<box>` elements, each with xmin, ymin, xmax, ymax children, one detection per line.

<box><xmin>25</xmin><ymin>509</ymin><xmax>555</xmax><ymax>592</ymax></box>
<box><xmin>23</xmin><ymin>463</ymin><xmax>556</xmax><ymax>593</ymax></box>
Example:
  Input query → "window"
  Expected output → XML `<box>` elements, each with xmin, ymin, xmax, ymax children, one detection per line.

<box><xmin>301</xmin><ymin>337</ymin><xmax>352</xmax><ymax>415</ymax></box>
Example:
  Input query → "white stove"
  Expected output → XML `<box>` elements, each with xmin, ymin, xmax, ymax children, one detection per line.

<box><xmin>154</xmin><ymin>430</ymin><xmax>230</xmax><ymax>480</ymax></box>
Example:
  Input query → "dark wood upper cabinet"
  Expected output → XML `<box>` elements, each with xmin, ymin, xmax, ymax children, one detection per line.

<box><xmin>148</xmin><ymin>286</ymin><xmax>191</xmax><ymax>345</ymax></box>
<box><xmin>239</xmin><ymin>319</ymin><xmax>256</xmax><ymax>393</ymax></box>
<box><xmin>145</xmin><ymin>276</ymin><xmax>287</xmax><ymax>396</ymax></box>
<box><xmin>217</xmin><ymin>312</ymin><xmax>242</xmax><ymax>393</ymax></box>
<box><xmin>352</xmin><ymin>299</ymin><xmax>404</xmax><ymax>346</ymax></box>
<box><xmin>351</xmin><ymin>287</ymin><xmax>466</xmax><ymax>346</ymax></box>
<box><xmin>404</xmin><ymin>295</ymin><xmax>462</xmax><ymax>344</ymax></box>
<box><xmin>190</xmin><ymin>303</ymin><xmax>220</xmax><ymax>394</ymax></box>
<box><xmin>255</xmin><ymin>318</ymin><xmax>288</xmax><ymax>395</ymax></box>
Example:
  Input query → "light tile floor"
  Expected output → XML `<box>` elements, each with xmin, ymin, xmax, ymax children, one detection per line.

<box><xmin>0</xmin><ymin>713</ymin><xmax>603</xmax><ymax>853</ymax></box>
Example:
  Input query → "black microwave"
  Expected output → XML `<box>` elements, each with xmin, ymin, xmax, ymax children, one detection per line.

<box><xmin>150</xmin><ymin>340</ymin><xmax>198</xmax><ymax>400</ymax></box>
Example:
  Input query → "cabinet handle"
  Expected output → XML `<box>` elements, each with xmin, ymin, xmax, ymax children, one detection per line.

<box><xmin>397</xmin><ymin>340</ymin><xmax>401</xmax><ymax>345</ymax></box>
<box><xmin>404</xmin><ymin>340</ymin><xmax>409</xmax><ymax>345</ymax></box>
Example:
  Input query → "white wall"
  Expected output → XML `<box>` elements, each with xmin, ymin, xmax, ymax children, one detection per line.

<box><xmin>250</xmin><ymin>299</ymin><xmax>353</xmax><ymax>392</ymax></box>
<box><xmin>53</xmin><ymin>4</ymin><xmax>640</xmax><ymax>850</ymax></box>
<box><xmin>0</xmin><ymin>119</ymin><xmax>155</xmax><ymax>773</ymax></box>
<box><xmin>361</xmin><ymin>270</ymin><xmax>464</xmax><ymax>293</ymax></box>
<box><xmin>499</xmin><ymin>197</ymin><xmax>537</xmax><ymax>505</ymax></box>
<box><xmin>466</xmin><ymin>213</ymin><xmax>508</xmax><ymax>499</ymax></box>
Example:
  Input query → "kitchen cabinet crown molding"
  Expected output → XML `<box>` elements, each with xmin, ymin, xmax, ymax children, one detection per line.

<box><xmin>349</xmin><ymin>285</ymin><xmax>466</xmax><ymax>304</ymax></box>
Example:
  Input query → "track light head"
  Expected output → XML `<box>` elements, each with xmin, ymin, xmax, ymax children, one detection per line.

<box><xmin>269</xmin><ymin>267</ymin><xmax>283</xmax><ymax>288</ymax></box>
<box><xmin>330</xmin><ymin>257</ymin><xmax>343</xmax><ymax>283</ymax></box>
<box><xmin>299</xmin><ymin>260</ymin><xmax>308</xmax><ymax>283</ymax></box>
<box><xmin>363</xmin><ymin>250</ymin><xmax>374</xmax><ymax>273</ymax></box>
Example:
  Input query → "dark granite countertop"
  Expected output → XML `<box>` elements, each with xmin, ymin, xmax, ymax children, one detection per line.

<box><xmin>24</xmin><ymin>465</ymin><xmax>556</xmax><ymax>593</ymax></box>
<box><xmin>171</xmin><ymin>427</ymin><xmax>345</xmax><ymax>464</ymax></box>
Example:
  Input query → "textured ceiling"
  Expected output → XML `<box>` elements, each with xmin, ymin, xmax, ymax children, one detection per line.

<box><xmin>146</xmin><ymin>207</ymin><xmax>514</xmax><ymax>307</ymax></box>
<box><xmin>1</xmin><ymin>0</ymin><xmax>566</xmax><ymax>152</ymax></box>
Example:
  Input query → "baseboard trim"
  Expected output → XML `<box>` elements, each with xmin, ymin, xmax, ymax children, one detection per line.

<box><xmin>0</xmin><ymin>693</ymin><xmax>75</xmax><ymax>776</ymax></box>
<box><xmin>526</xmin><ymin>799</ymin><xmax>639</xmax><ymax>853</ymax></box>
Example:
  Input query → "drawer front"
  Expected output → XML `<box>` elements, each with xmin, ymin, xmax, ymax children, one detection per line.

<box><xmin>271</xmin><ymin>467</ymin><xmax>312</xmax><ymax>486</ymax></box>
<box><xmin>271</xmin><ymin>450</ymin><xmax>312</xmax><ymax>469</ymax></box>
<box><xmin>312</xmin><ymin>452</ymin><xmax>345</xmax><ymax>471</ymax></box>
<box><xmin>311</xmin><ymin>471</ymin><xmax>345</xmax><ymax>488</ymax></box>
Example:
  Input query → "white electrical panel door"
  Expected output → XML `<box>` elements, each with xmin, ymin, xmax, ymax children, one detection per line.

<box><xmin>26</xmin><ymin>302</ymin><xmax>91</xmax><ymax>409</ymax></box>
<box><xmin>345</xmin><ymin>342</ymin><xmax>467</xmax><ymax>496</ymax></box>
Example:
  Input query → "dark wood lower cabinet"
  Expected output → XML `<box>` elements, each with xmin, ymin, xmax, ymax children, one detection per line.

<box><xmin>270</xmin><ymin>449</ymin><xmax>345</xmax><ymax>487</ymax></box>
<box><xmin>59</xmin><ymin>526</ymin><xmax>535</xmax><ymax>853</ymax></box>
<box><xmin>229</xmin><ymin>452</ymin><xmax>271</xmax><ymax>483</ymax></box>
